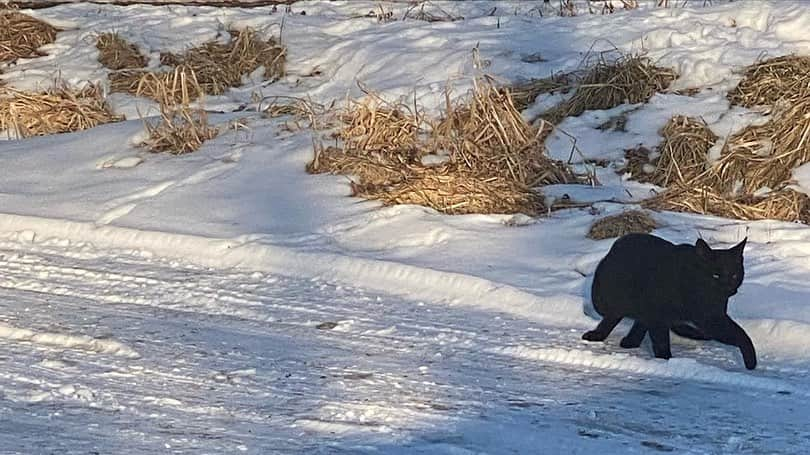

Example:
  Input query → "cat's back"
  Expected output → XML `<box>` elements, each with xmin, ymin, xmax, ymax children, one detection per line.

<box><xmin>592</xmin><ymin>234</ymin><xmax>681</xmax><ymax>317</ymax></box>
<box><xmin>596</xmin><ymin>233</ymin><xmax>683</xmax><ymax>281</ymax></box>
<box><xmin>604</xmin><ymin>233</ymin><xmax>676</xmax><ymax>263</ymax></box>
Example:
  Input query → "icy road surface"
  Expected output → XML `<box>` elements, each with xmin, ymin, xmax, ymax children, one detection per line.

<box><xmin>1</xmin><ymin>234</ymin><xmax>809</xmax><ymax>455</ymax></box>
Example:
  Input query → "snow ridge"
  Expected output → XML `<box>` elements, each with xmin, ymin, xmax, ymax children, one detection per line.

<box><xmin>495</xmin><ymin>345</ymin><xmax>804</xmax><ymax>395</ymax></box>
<box><xmin>0</xmin><ymin>213</ymin><xmax>590</xmax><ymax>327</ymax></box>
<box><xmin>0</xmin><ymin>321</ymin><xmax>140</xmax><ymax>358</ymax></box>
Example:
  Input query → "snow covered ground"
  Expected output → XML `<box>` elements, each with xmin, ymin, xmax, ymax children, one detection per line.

<box><xmin>3</xmin><ymin>0</ymin><xmax>810</xmax><ymax>453</ymax></box>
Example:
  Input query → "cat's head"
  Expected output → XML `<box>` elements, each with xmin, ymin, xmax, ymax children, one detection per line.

<box><xmin>695</xmin><ymin>237</ymin><xmax>746</xmax><ymax>296</ymax></box>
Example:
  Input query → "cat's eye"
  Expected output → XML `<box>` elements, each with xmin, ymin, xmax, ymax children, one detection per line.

<box><xmin>712</xmin><ymin>273</ymin><xmax>721</xmax><ymax>279</ymax></box>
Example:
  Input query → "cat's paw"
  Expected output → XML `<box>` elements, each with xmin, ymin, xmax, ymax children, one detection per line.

<box><xmin>653</xmin><ymin>350</ymin><xmax>672</xmax><ymax>360</ymax></box>
<box><xmin>620</xmin><ymin>337</ymin><xmax>641</xmax><ymax>349</ymax></box>
<box><xmin>582</xmin><ymin>330</ymin><xmax>605</xmax><ymax>342</ymax></box>
<box><xmin>744</xmin><ymin>356</ymin><xmax>757</xmax><ymax>370</ymax></box>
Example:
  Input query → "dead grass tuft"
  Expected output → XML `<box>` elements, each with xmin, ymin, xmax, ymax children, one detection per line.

<box><xmin>352</xmin><ymin>170</ymin><xmax>544</xmax><ymax>215</ymax></box>
<box><xmin>541</xmin><ymin>54</ymin><xmax>676</xmax><ymax>124</ymax></box>
<box><xmin>109</xmin><ymin>69</ymin><xmax>156</xmax><ymax>100</ymax></box>
<box><xmin>161</xmin><ymin>27</ymin><xmax>285</xmax><ymax>95</ymax></box>
<box><xmin>645</xmin><ymin>185</ymin><xmax>810</xmax><ymax>223</ymax></box>
<box><xmin>0</xmin><ymin>83</ymin><xmax>122</xmax><ymax>138</ymax></box>
<box><xmin>587</xmin><ymin>210</ymin><xmax>658</xmax><ymax>240</ymax></box>
<box><xmin>111</xmin><ymin>27</ymin><xmax>285</xmax><ymax>101</ymax></box>
<box><xmin>727</xmin><ymin>55</ymin><xmax>810</xmax><ymax>108</ymax></box>
<box><xmin>699</xmin><ymin>96</ymin><xmax>810</xmax><ymax>196</ymax></box>
<box><xmin>307</xmin><ymin>146</ymin><xmax>408</xmax><ymax>186</ymax></box>
<box><xmin>649</xmin><ymin>116</ymin><xmax>716</xmax><ymax>187</ymax></box>
<box><xmin>139</xmin><ymin>67</ymin><xmax>218</xmax><ymax>154</ymax></box>
<box><xmin>338</xmin><ymin>97</ymin><xmax>420</xmax><ymax>154</ymax></box>
<box><xmin>644</xmin><ymin>89</ymin><xmax>810</xmax><ymax>223</ymax></box>
<box><xmin>307</xmin><ymin>78</ymin><xmax>577</xmax><ymax>215</ymax></box>
<box><xmin>507</xmin><ymin>73</ymin><xmax>572</xmax><ymax>111</ymax></box>
<box><xmin>627</xmin><ymin>56</ymin><xmax>810</xmax><ymax>223</ymax></box>
<box><xmin>0</xmin><ymin>11</ymin><xmax>58</xmax><ymax>63</ymax></box>
<box><xmin>433</xmin><ymin>79</ymin><xmax>574</xmax><ymax>186</ymax></box>
<box><xmin>96</xmin><ymin>32</ymin><xmax>148</xmax><ymax>70</ymax></box>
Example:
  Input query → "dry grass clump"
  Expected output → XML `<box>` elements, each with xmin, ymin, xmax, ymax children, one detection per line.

<box><xmin>620</xmin><ymin>117</ymin><xmax>716</xmax><ymax>186</ymax></box>
<box><xmin>109</xmin><ymin>69</ymin><xmax>153</xmax><ymax>99</ymax></box>
<box><xmin>307</xmin><ymin>145</ymin><xmax>409</xmax><ymax>186</ymax></box>
<box><xmin>262</xmin><ymin>96</ymin><xmax>326</xmax><ymax>119</ymax></box>
<box><xmin>307</xmin><ymin>78</ymin><xmax>576</xmax><ymax>215</ymax></box>
<box><xmin>139</xmin><ymin>67</ymin><xmax>218</xmax><ymax>154</ymax></box>
<box><xmin>111</xmin><ymin>69</ymin><xmax>190</xmax><ymax>104</ymax></box>
<box><xmin>635</xmin><ymin>56</ymin><xmax>810</xmax><ymax>223</ymax></box>
<box><xmin>541</xmin><ymin>55</ymin><xmax>676</xmax><ymax>124</ymax></box>
<box><xmin>353</xmin><ymin>170</ymin><xmax>543</xmax><ymax>215</ymax></box>
<box><xmin>161</xmin><ymin>28</ymin><xmax>285</xmax><ymax>94</ymax></box>
<box><xmin>648</xmin><ymin>116</ymin><xmax>716</xmax><ymax>187</ymax></box>
<box><xmin>507</xmin><ymin>73</ymin><xmax>571</xmax><ymax>111</ymax></box>
<box><xmin>698</xmin><ymin>97</ymin><xmax>810</xmax><ymax>195</ymax></box>
<box><xmin>96</xmin><ymin>32</ymin><xmax>148</xmax><ymax>70</ymax></box>
<box><xmin>727</xmin><ymin>55</ymin><xmax>810</xmax><ymax>108</ymax></box>
<box><xmin>433</xmin><ymin>81</ymin><xmax>573</xmax><ymax>186</ymax></box>
<box><xmin>587</xmin><ymin>210</ymin><xmax>658</xmax><ymax>240</ymax></box>
<box><xmin>111</xmin><ymin>27</ymin><xmax>285</xmax><ymax>101</ymax></box>
<box><xmin>0</xmin><ymin>83</ymin><xmax>122</xmax><ymax>138</ymax></box>
<box><xmin>0</xmin><ymin>12</ymin><xmax>58</xmax><ymax>63</ymax></box>
<box><xmin>338</xmin><ymin>98</ymin><xmax>420</xmax><ymax>154</ymax></box>
<box><xmin>644</xmin><ymin>87</ymin><xmax>810</xmax><ymax>223</ymax></box>
<box><xmin>261</xmin><ymin>96</ymin><xmax>336</xmax><ymax>131</ymax></box>
<box><xmin>646</xmin><ymin>185</ymin><xmax>810</xmax><ymax>223</ymax></box>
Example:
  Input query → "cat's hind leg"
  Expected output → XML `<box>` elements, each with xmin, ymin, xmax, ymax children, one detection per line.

<box><xmin>620</xmin><ymin>321</ymin><xmax>647</xmax><ymax>348</ymax></box>
<box><xmin>582</xmin><ymin>315</ymin><xmax>622</xmax><ymax>342</ymax></box>
<box><xmin>648</xmin><ymin>326</ymin><xmax>672</xmax><ymax>359</ymax></box>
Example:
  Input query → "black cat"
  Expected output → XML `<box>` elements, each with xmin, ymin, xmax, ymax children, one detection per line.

<box><xmin>583</xmin><ymin>233</ymin><xmax>756</xmax><ymax>370</ymax></box>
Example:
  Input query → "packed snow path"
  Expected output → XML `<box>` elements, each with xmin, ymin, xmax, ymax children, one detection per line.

<box><xmin>1</xmin><ymin>235</ymin><xmax>810</xmax><ymax>454</ymax></box>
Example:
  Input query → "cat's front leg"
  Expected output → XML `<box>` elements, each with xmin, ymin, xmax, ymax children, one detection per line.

<box><xmin>647</xmin><ymin>326</ymin><xmax>672</xmax><ymax>360</ymax></box>
<box><xmin>706</xmin><ymin>316</ymin><xmax>757</xmax><ymax>370</ymax></box>
<box><xmin>620</xmin><ymin>321</ymin><xmax>647</xmax><ymax>348</ymax></box>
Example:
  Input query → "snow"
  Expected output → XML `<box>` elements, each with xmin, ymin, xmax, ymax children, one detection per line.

<box><xmin>2</xmin><ymin>0</ymin><xmax>810</xmax><ymax>453</ymax></box>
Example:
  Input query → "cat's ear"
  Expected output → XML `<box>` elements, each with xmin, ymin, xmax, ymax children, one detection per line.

<box><xmin>695</xmin><ymin>238</ymin><xmax>712</xmax><ymax>259</ymax></box>
<box><xmin>731</xmin><ymin>237</ymin><xmax>747</xmax><ymax>255</ymax></box>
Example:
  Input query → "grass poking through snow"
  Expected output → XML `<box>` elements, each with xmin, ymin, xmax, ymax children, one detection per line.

<box><xmin>139</xmin><ymin>67</ymin><xmax>218</xmax><ymax>155</ymax></box>
<box><xmin>0</xmin><ymin>83</ymin><xmax>122</xmax><ymax>138</ymax></box>
<box><xmin>0</xmin><ymin>12</ymin><xmax>58</xmax><ymax>63</ymax></box>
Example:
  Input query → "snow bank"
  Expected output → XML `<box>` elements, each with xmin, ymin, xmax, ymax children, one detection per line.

<box><xmin>0</xmin><ymin>213</ymin><xmax>590</xmax><ymax>327</ymax></box>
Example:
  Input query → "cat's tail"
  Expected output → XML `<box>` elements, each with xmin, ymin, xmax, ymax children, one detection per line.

<box><xmin>671</xmin><ymin>323</ymin><xmax>711</xmax><ymax>340</ymax></box>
